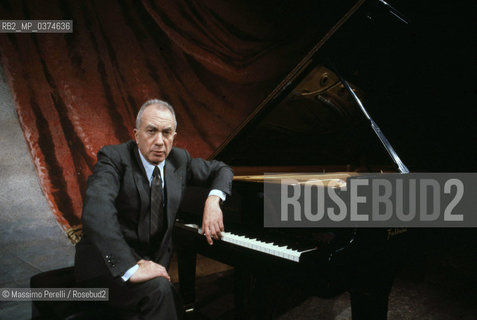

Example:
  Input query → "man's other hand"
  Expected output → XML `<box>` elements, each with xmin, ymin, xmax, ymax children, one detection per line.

<box><xmin>201</xmin><ymin>195</ymin><xmax>224</xmax><ymax>245</ymax></box>
<box><xmin>129</xmin><ymin>260</ymin><xmax>170</xmax><ymax>283</ymax></box>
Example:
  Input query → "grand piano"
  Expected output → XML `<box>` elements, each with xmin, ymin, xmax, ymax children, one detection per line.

<box><xmin>174</xmin><ymin>1</ymin><xmax>413</xmax><ymax>319</ymax></box>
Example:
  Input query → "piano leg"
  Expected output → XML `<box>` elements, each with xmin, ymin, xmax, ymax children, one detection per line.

<box><xmin>233</xmin><ymin>268</ymin><xmax>251</xmax><ymax>320</ymax></box>
<box><xmin>234</xmin><ymin>268</ymin><xmax>296</xmax><ymax>320</ymax></box>
<box><xmin>176</xmin><ymin>239</ymin><xmax>197</xmax><ymax>314</ymax></box>
<box><xmin>347</xmin><ymin>251</ymin><xmax>398</xmax><ymax>320</ymax></box>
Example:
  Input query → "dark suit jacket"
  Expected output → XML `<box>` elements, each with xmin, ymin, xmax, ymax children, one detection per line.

<box><xmin>75</xmin><ymin>140</ymin><xmax>233</xmax><ymax>282</ymax></box>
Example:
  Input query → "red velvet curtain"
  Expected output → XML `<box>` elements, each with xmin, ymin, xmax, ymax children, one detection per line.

<box><xmin>0</xmin><ymin>0</ymin><xmax>327</xmax><ymax>242</ymax></box>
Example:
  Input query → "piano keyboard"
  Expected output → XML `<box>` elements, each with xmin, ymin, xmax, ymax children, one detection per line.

<box><xmin>183</xmin><ymin>224</ymin><xmax>317</xmax><ymax>262</ymax></box>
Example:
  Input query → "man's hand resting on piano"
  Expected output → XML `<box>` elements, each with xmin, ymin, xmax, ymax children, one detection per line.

<box><xmin>129</xmin><ymin>259</ymin><xmax>171</xmax><ymax>283</ymax></box>
<box><xmin>201</xmin><ymin>195</ymin><xmax>224</xmax><ymax>245</ymax></box>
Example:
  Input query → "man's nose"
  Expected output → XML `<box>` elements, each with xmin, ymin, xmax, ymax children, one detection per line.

<box><xmin>153</xmin><ymin>133</ymin><xmax>164</xmax><ymax>145</ymax></box>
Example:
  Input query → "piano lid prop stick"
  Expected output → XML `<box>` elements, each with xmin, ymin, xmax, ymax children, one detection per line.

<box><xmin>329</xmin><ymin>63</ymin><xmax>410</xmax><ymax>174</ymax></box>
<box><xmin>377</xmin><ymin>0</ymin><xmax>409</xmax><ymax>25</ymax></box>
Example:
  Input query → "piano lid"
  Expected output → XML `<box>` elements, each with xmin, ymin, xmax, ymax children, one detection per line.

<box><xmin>210</xmin><ymin>0</ymin><xmax>414</xmax><ymax>171</ymax></box>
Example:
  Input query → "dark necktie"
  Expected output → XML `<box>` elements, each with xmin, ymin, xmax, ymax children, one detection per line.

<box><xmin>150</xmin><ymin>166</ymin><xmax>165</xmax><ymax>240</ymax></box>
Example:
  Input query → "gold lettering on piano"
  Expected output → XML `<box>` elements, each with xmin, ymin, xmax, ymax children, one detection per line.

<box><xmin>386</xmin><ymin>228</ymin><xmax>407</xmax><ymax>240</ymax></box>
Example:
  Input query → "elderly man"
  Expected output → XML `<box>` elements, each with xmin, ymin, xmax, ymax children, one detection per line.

<box><xmin>75</xmin><ymin>99</ymin><xmax>233</xmax><ymax>319</ymax></box>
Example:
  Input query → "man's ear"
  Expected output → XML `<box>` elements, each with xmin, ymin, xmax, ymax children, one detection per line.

<box><xmin>133</xmin><ymin>128</ymin><xmax>138</xmax><ymax>142</ymax></box>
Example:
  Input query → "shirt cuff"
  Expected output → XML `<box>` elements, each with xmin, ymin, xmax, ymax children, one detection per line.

<box><xmin>208</xmin><ymin>189</ymin><xmax>226</xmax><ymax>202</ymax></box>
<box><xmin>121</xmin><ymin>264</ymin><xmax>139</xmax><ymax>282</ymax></box>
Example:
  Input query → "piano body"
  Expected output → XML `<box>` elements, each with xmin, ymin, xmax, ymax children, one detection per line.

<box><xmin>174</xmin><ymin>1</ymin><xmax>413</xmax><ymax>318</ymax></box>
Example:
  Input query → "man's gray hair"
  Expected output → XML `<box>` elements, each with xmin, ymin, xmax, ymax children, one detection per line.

<box><xmin>136</xmin><ymin>99</ymin><xmax>177</xmax><ymax>130</ymax></box>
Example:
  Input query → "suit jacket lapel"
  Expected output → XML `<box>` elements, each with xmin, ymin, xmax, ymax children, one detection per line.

<box><xmin>132</xmin><ymin>146</ymin><xmax>151</xmax><ymax>243</ymax></box>
<box><xmin>164</xmin><ymin>159</ymin><xmax>182</xmax><ymax>230</ymax></box>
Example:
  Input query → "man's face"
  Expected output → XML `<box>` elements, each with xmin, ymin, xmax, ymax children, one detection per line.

<box><xmin>134</xmin><ymin>104</ymin><xmax>176</xmax><ymax>165</ymax></box>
